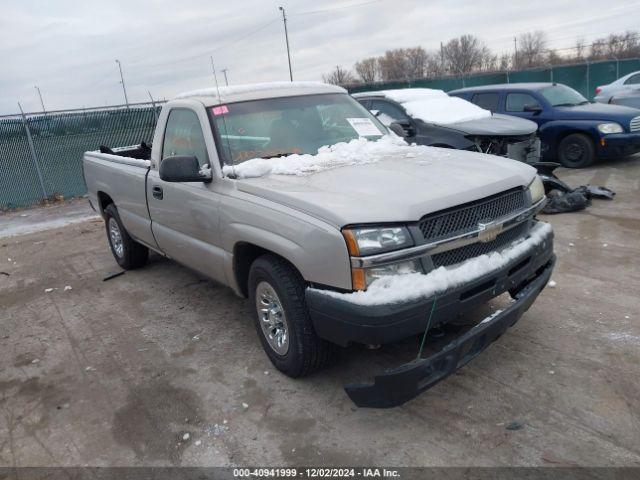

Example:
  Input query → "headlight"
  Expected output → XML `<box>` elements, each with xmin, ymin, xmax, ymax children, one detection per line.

<box><xmin>528</xmin><ymin>175</ymin><xmax>545</xmax><ymax>203</ymax></box>
<box><xmin>364</xmin><ymin>259</ymin><xmax>422</xmax><ymax>286</ymax></box>
<box><xmin>342</xmin><ymin>226</ymin><xmax>414</xmax><ymax>256</ymax></box>
<box><xmin>597</xmin><ymin>122</ymin><xmax>623</xmax><ymax>134</ymax></box>
<box><xmin>342</xmin><ymin>226</ymin><xmax>419</xmax><ymax>290</ymax></box>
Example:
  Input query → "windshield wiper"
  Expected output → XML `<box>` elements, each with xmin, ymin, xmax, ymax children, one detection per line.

<box><xmin>261</xmin><ymin>152</ymin><xmax>298</xmax><ymax>159</ymax></box>
<box><xmin>554</xmin><ymin>102</ymin><xmax>578</xmax><ymax>107</ymax></box>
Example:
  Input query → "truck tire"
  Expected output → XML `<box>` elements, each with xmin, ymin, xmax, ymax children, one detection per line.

<box><xmin>248</xmin><ymin>254</ymin><xmax>334</xmax><ymax>377</ymax></box>
<box><xmin>557</xmin><ymin>133</ymin><xmax>595</xmax><ymax>168</ymax></box>
<box><xmin>104</xmin><ymin>204</ymin><xmax>148</xmax><ymax>270</ymax></box>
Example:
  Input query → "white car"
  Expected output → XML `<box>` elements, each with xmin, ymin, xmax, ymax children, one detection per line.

<box><xmin>595</xmin><ymin>71</ymin><xmax>640</xmax><ymax>107</ymax></box>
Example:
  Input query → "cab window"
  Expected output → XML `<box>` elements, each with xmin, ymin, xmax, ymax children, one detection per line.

<box><xmin>506</xmin><ymin>93</ymin><xmax>541</xmax><ymax>112</ymax></box>
<box><xmin>368</xmin><ymin>99</ymin><xmax>410</xmax><ymax>126</ymax></box>
<box><xmin>162</xmin><ymin>109</ymin><xmax>209</xmax><ymax>166</ymax></box>
<box><xmin>471</xmin><ymin>92</ymin><xmax>500</xmax><ymax>111</ymax></box>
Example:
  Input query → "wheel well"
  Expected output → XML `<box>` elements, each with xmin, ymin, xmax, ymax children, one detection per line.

<box><xmin>233</xmin><ymin>243</ymin><xmax>299</xmax><ymax>297</ymax></box>
<box><xmin>97</xmin><ymin>191</ymin><xmax>114</xmax><ymax>215</ymax></box>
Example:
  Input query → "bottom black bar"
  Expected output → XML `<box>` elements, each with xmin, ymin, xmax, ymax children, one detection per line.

<box><xmin>0</xmin><ymin>466</ymin><xmax>637</xmax><ymax>480</ymax></box>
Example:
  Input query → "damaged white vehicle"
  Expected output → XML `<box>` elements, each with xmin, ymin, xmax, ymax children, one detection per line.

<box><xmin>83</xmin><ymin>82</ymin><xmax>555</xmax><ymax>408</ymax></box>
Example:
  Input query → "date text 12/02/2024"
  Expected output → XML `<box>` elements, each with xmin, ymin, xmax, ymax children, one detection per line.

<box><xmin>232</xmin><ymin>468</ymin><xmax>401</xmax><ymax>478</ymax></box>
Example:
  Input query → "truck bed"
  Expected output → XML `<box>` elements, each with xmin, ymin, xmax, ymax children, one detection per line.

<box><xmin>83</xmin><ymin>146</ymin><xmax>156</xmax><ymax>248</ymax></box>
<box><xmin>99</xmin><ymin>142</ymin><xmax>151</xmax><ymax>160</ymax></box>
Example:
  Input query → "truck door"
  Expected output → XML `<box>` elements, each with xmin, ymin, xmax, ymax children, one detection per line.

<box><xmin>146</xmin><ymin>107</ymin><xmax>227</xmax><ymax>285</ymax></box>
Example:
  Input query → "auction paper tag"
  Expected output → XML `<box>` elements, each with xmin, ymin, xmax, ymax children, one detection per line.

<box><xmin>346</xmin><ymin>118</ymin><xmax>382</xmax><ymax>137</ymax></box>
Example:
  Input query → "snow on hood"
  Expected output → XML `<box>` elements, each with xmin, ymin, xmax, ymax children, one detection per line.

<box><xmin>371</xmin><ymin>88</ymin><xmax>449</xmax><ymax>103</ymax></box>
<box><xmin>311</xmin><ymin>222</ymin><xmax>552</xmax><ymax>306</ymax></box>
<box><xmin>230</xmin><ymin>142</ymin><xmax>536</xmax><ymax>227</ymax></box>
<box><xmin>222</xmin><ymin>136</ymin><xmax>426</xmax><ymax>179</ymax></box>
<box><xmin>374</xmin><ymin>88</ymin><xmax>492</xmax><ymax>125</ymax></box>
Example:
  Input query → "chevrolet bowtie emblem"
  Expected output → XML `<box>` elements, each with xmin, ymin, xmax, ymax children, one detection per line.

<box><xmin>477</xmin><ymin>221</ymin><xmax>503</xmax><ymax>243</ymax></box>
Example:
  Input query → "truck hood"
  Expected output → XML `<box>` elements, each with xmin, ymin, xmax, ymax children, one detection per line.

<box><xmin>552</xmin><ymin>102</ymin><xmax>640</xmax><ymax>122</ymax></box>
<box><xmin>441</xmin><ymin>113</ymin><xmax>538</xmax><ymax>136</ymax></box>
<box><xmin>234</xmin><ymin>147</ymin><xmax>536</xmax><ymax>227</ymax></box>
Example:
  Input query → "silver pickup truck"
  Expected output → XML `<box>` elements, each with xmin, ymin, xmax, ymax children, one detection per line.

<box><xmin>83</xmin><ymin>82</ymin><xmax>555</xmax><ymax>408</ymax></box>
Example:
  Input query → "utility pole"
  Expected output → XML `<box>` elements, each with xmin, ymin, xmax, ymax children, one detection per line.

<box><xmin>440</xmin><ymin>42</ymin><xmax>445</xmax><ymax>73</ymax></box>
<box><xmin>115</xmin><ymin>59</ymin><xmax>129</xmax><ymax>107</ymax></box>
<box><xmin>278</xmin><ymin>6</ymin><xmax>293</xmax><ymax>81</ymax></box>
<box><xmin>210</xmin><ymin>56</ymin><xmax>217</xmax><ymax>83</ymax></box>
<box><xmin>513</xmin><ymin>37</ymin><xmax>518</xmax><ymax>70</ymax></box>
<box><xmin>34</xmin><ymin>85</ymin><xmax>46</xmax><ymax>113</ymax></box>
<box><xmin>221</xmin><ymin>68</ymin><xmax>229</xmax><ymax>86</ymax></box>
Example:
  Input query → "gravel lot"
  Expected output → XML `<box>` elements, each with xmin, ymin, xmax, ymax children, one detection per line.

<box><xmin>1</xmin><ymin>157</ymin><xmax>639</xmax><ymax>468</ymax></box>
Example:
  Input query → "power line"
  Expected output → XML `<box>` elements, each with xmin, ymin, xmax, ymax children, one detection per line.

<box><xmin>292</xmin><ymin>0</ymin><xmax>384</xmax><ymax>16</ymax></box>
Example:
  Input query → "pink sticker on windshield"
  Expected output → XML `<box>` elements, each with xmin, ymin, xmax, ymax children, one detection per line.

<box><xmin>212</xmin><ymin>105</ymin><xmax>229</xmax><ymax>116</ymax></box>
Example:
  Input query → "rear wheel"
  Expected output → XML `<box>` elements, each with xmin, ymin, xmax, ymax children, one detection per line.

<box><xmin>557</xmin><ymin>133</ymin><xmax>595</xmax><ymax>168</ymax></box>
<box><xmin>104</xmin><ymin>204</ymin><xmax>148</xmax><ymax>269</ymax></box>
<box><xmin>248</xmin><ymin>254</ymin><xmax>334</xmax><ymax>377</ymax></box>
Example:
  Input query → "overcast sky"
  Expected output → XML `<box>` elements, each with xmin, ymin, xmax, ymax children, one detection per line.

<box><xmin>2</xmin><ymin>0</ymin><xmax>640</xmax><ymax>115</ymax></box>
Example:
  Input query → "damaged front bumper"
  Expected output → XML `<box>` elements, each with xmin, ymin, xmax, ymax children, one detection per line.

<box><xmin>344</xmin><ymin>254</ymin><xmax>555</xmax><ymax>408</ymax></box>
<box><xmin>306</xmin><ymin>224</ymin><xmax>555</xmax><ymax>408</ymax></box>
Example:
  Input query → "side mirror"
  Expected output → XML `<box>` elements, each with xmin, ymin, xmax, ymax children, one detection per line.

<box><xmin>523</xmin><ymin>104</ymin><xmax>542</xmax><ymax>113</ymax></box>
<box><xmin>389</xmin><ymin>120</ymin><xmax>414</xmax><ymax>138</ymax></box>
<box><xmin>159</xmin><ymin>155</ymin><xmax>212</xmax><ymax>183</ymax></box>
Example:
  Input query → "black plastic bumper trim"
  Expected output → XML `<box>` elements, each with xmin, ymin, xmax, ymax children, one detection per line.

<box><xmin>307</xmin><ymin>229</ymin><xmax>554</xmax><ymax>347</ymax></box>
<box><xmin>344</xmin><ymin>254</ymin><xmax>555</xmax><ymax>408</ymax></box>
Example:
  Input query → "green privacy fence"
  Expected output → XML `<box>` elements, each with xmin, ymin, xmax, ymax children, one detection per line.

<box><xmin>0</xmin><ymin>103</ymin><xmax>162</xmax><ymax>209</ymax></box>
<box><xmin>348</xmin><ymin>58</ymin><xmax>640</xmax><ymax>99</ymax></box>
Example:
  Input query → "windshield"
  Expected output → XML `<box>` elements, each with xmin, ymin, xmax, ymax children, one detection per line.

<box><xmin>539</xmin><ymin>85</ymin><xmax>588</xmax><ymax>107</ymax></box>
<box><xmin>210</xmin><ymin>93</ymin><xmax>386</xmax><ymax>164</ymax></box>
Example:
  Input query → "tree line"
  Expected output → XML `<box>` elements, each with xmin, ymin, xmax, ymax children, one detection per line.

<box><xmin>323</xmin><ymin>30</ymin><xmax>640</xmax><ymax>85</ymax></box>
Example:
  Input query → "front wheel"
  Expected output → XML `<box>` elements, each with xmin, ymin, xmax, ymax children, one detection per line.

<box><xmin>248</xmin><ymin>254</ymin><xmax>334</xmax><ymax>377</ymax></box>
<box><xmin>557</xmin><ymin>133</ymin><xmax>595</xmax><ymax>168</ymax></box>
<box><xmin>104</xmin><ymin>204</ymin><xmax>148</xmax><ymax>270</ymax></box>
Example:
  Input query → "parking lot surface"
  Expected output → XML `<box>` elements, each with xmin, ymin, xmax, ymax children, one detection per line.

<box><xmin>1</xmin><ymin>157</ymin><xmax>639</xmax><ymax>467</ymax></box>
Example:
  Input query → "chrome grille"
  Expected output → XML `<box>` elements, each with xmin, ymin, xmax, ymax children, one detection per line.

<box><xmin>432</xmin><ymin>222</ymin><xmax>529</xmax><ymax>268</ymax></box>
<box><xmin>419</xmin><ymin>188</ymin><xmax>527</xmax><ymax>241</ymax></box>
<box><xmin>631</xmin><ymin>116</ymin><xmax>640</xmax><ymax>133</ymax></box>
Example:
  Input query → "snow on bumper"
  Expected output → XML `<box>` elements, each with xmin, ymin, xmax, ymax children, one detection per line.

<box><xmin>306</xmin><ymin>221</ymin><xmax>554</xmax><ymax>347</ymax></box>
<box><xmin>311</xmin><ymin>221</ymin><xmax>553</xmax><ymax>306</ymax></box>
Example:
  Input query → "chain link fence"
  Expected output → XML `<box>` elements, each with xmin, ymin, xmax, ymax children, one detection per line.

<box><xmin>0</xmin><ymin>102</ymin><xmax>162</xmax><ymax>209</ymax></box>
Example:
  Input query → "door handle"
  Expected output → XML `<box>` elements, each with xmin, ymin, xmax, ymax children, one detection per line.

<box><xmin>152</xmin><ymin>185</ymin><xmax>163</xmax><ymax>200</ymax></box>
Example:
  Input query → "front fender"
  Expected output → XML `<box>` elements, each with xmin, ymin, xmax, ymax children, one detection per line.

<box><xmin>219</xmin><ymin>195</ymin><xmax>353</xmax><ymax>293</ymax></box>
<box><xmin>538</xmin><ymin>120</ymin><xmax>602</xmax><ymax>152</ymax></box>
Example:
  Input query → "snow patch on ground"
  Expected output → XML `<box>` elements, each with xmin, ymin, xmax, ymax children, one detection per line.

<box><xmin>1</xmin><ymin>201</ymin><xmax>99</xmax><ymax>239</ymax></box>
<box><xmin>223</xmin><ymin>136</ymin><xmax>436</xmax><ymax>179</ymax></box>
<box><xmin>1</xmin><ymin>212</ymin><xmax>99</xmax><ymax>238</ymax></box>
<box><xmin>607</xmin><ymin>332</ymin><xmax>640</xmax><ymax>344</ymax></box>
<box><xmin>311</xmin><ymin>222</ymin><xmax>552</xmax><ymax>306</ymax></box>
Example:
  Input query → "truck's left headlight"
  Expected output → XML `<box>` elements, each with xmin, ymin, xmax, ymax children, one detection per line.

<box><xmin>342</xmin><ymin>226</ymin><xmax>420</xmax><ymax>290</ymax></box>
<box><xmin>597</xmin><ymin>122</ymin><xmax>623</xmax><ymax>134</ymax></box>
<box><xmin>342</xmin><ymin>226</ymin><xmax>414</xmax><ymax>256</ymax></box>
<box><xmin>528</xmin><ymin>175</ymin><xmax>545</xmax><ymax>204</ymax></box>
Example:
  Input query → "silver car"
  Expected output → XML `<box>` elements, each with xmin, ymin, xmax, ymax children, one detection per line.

<box><xmin>595</xmin><ymin>71</ymin><xmax>640</xmax><ymax>108</ymax></box>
